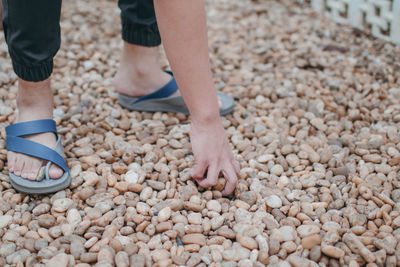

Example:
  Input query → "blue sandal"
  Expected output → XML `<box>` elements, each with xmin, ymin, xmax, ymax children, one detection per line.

<box><xmin>118</xmin><ymin>71</ymin><xmax>235</xmax><ymax>116</ymax></box>
<box><xmin>6</xmin><ymin>119</ymin><xmax>71</xmax><ymax>194</ymax></box>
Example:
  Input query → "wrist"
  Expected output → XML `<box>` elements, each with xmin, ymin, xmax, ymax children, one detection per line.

<box><xmin>191</xmin><ymin>111</ymin><xmax>221</xmax><ymax>127</ymax></box>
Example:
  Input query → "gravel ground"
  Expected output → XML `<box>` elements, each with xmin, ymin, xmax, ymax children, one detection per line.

<box><xmin>0</xmin><ymin>0</ymin><xmax>400</xmax><ymax>266</ymax></box>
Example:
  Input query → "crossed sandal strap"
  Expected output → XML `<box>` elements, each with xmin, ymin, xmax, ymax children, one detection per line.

<box><xmin>6</xmin><ymin>119</ymin><xmax>68</xmax><ymax>174</ymax></box>
<box><xmin>6</xmin><ymin>136</ymin><xmax>69</xmax><ymax>174</ymax></box>
<box><xmin>6</xmin><ymin>119</ymin><xmax>57</xmax><ymax>137</ymax></box>
<box><xmin>134</xmin><ymin>71</ymin><xmax>178</xmax><ymax>104</ymax></box>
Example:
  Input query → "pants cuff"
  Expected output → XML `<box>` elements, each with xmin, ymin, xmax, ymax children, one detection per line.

<box><xmin>121</xmin><ymin>19</ymin><xmax>161</xmax><ymax>47</ymax></box>
<box><xmin>12</xmin><ymin>60</ymin><xmax>53</xmax><ymax>82</ymax></box>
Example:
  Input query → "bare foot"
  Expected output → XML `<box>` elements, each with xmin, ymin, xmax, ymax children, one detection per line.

<box><xmin>113</xmin><ymin>42</ymin><xmax>222</xmax><ymax>107</ymax></box>
<box><xmin>7</xmin><ymin>78</ymin><xmax>64</xmax><ymax>180</ymax></box>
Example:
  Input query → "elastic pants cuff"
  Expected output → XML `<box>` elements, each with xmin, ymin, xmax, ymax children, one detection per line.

<box><xmin>12</xmin><ymin>60</ymin><xmax>53</xmax><ymax>82</ymax></box>
<box><xmin>121</xmin><ymin>19</ymin><xmax>161</xmax><ymax>47</ymax></box>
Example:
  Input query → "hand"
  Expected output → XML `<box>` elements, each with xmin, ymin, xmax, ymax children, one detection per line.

<box><xmin>189</xmin><ymin>118</ymin><xmax>240</xmax><ymax>196</ymax></box>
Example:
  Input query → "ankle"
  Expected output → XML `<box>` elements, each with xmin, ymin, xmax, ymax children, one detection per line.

<box><xmin>17</xmin><ymin>78</ymin><xmax>54</xmax><ymax>119</ymax></box>
<box><xmin>119</xmin><ymin>42</ymin><xmax>162</xmax><ymax>76</ymax></box>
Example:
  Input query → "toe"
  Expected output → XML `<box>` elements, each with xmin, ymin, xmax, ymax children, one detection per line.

<box><xmin>30</xmin><ymin>159</ymin><xmax>43</xmax><ymax>181</ymax></box>
<box><xmin>13</xmin><ymin>154</ymin><xmax>25</xmax><ymax>176</ymax></box>
<box><xmin>20</xmin><ymin>159</ymin><xmax>32</xmax><ymax>179</ymax></box>
<box><xmin>49</xmin><ymin>164</ymin><xmax>64</xmax><ymax>179</ymax></box>
<box><xmin>7</xmin><ymin>151</ymin><xmax>16</xmax><ymax>172</ymax></box>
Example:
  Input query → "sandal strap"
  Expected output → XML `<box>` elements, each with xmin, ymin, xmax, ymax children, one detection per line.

<box><xmin>6</xmin><ymin>119</ymin><xmax>57</xmax><ymax>137</ymax></box>
<box><xmin>134</xmin><ymin>71</ymin><xmax>178</xmax><ymax>103</ymax></box>
<box><xmin>6</xmin><ymin>136</ymin><xmax>69</xmax><ymax>174</ymax></box>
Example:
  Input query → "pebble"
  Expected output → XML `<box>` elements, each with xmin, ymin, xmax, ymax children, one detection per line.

<box><xmin>124</xmin><ymin>170</ymin><xmax>139</xmax><ymax>184</ymax></box>
<box><xmin>6</xmin><ymin>249</ymin><xmax>30</xmax><ymax>264</ymax></box>
<box><xmin>52</xmin><ymin>198</ymin><xmax>74</xmax><ymax>212</ymax></box>
<box><xmin>115</xmin><ymin>251</ymin><xmax>129</xmax><ymax>267</ymax></box>
<box><xmin>287</xmin><ymin>255</ymin><xmax>319</xmax><ymax>267</ymax></box>
<box><xmin>266</xmin><ymin>195</ymin><xmax>282</xmax><ymax>208</ymax></box>
<box><xmin>237</xmin><ymin>235</ymin><xmax>258</xmax><ymax>250</ymax></box>
<box><xmin>321</xmin><ymin>244</ymin><xmax>344</xmax><ymax>258</ymax></box>
<box><xmin>0</xmin><ymin>242</ymin><xmax>16</xmax><ymax>257</ymax></box>
<box><xmin>270</xmin><ymin>165</ymin><xmax>284</xmax><ymax>176</ymax></box>
<box><xmin>271</xmin><ymin>226</ymin><xmax>297</xmax><ymax>242</ymax></box>
<box><xmin>210</xmin><ymin>215</ymin><xmax>225</xmax><ymax>230</ymax></box>
<box><xmin>0</xmin><ymin>215</ymin><xmax>12</xmax><ymax>228</ymax></box>
<box><xmin>301</xmin><ymin>234</ymin><xmax>322</xmax><ymax>249</ymax></box>
<box><xmin>32</xmin><ymin>203</ymin><xmax>51</xmax><ymax>216</ymax></box>
<box><xmin>158</xmin><ymin>207</ymin><xmax>171</xmax><ymax>222</ymax></box>
<box><xmin>182</xmin><ymin>234</ymin><xmax>206</xmax><ymax>246</ymax></box>
<box><xmin>223</xmin><ymin>243</ymin><xmax>251</xmax><ymax>262</ymax></box>
<box><xmin>297</xmin><ymin>225</ymin><xmax>320</xmax><ymax>238</ymax></box>
<box><xmin>46</xmin><ymin>253</ymin><xmax>69</xmax><ymax>267</ymax></box>
<box><xmin>207</xmin><ymin>200</ymin><xmax>222</xmax><ymax>213</ymax></box>
<box><xmin>343</xmin><ymin>233</ymin><xmax>376</xmax><ymax>263</ymax></box>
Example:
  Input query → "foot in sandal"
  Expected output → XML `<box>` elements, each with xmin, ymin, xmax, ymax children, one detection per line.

<box><xmin>113</xmin><ymin>42</ymin><xmax>234</xmax><ymax>115</ymax></box>
<box><xmin>6</xmin><ymin>78</ymin><xmax>70</xmax><ymax>194</ymax></box>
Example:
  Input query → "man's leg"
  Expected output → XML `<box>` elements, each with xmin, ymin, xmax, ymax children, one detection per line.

<box><xmin>2</xmin><ymin>0</ymin><xmax>63</xmax><ymax>179</ymax></box>
<box><xmin>113</xmin><ymin>0</ymin><xmax>171</xmax><ymax>97</ymax></box>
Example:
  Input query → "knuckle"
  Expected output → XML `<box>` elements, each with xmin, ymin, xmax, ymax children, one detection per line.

<box><xmin>192</xmin><ymin>173</ymin><xmax>203</xmax><ymax>180</ymax></box>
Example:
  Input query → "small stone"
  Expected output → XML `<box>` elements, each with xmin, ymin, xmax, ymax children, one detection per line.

<box><xmin>217</xmin><ymin>226</ymin><xmax>236</xmax><ymax>239</ymax></box>
<box><xmin>343</xmin><ymin>233</ymin><xmax>376</xmax><ymax>263</ymax></box>
<box><xmin>52</xmin><ymin>198</ymin><xmax>74</xmax><ymax>212</ymax></box>
<box><xmin>301</xmin><ymin>234</ymin><xmax>322</xmax><ymax>249</ymax></box>
<box><xmin>0</xmin><ymin>215</ymin><xmax>12</xmax><ymax>228</ymax></box>
<box><xmin>182</xmin><ymin>234</ymin><xmax>206</xmax><ymax>246</ymax></box>
<box><xmin>124</xmin><ymin>170</ymin><xmax>139</xmax><ymax>184</ymax></box>
<box><xmin>126</xmin><ymin>255</ymin><xmax>143</xmax><ymax>267</ymax></box>
<box><xmin>239</xmin><ymin>191</ymin><xmax>257</xmax><ymax>205</ymax></box>
<box><xmin>0</xmin><ymin>242</ymin><xmax>16</xmax><ymax>257</ymax></box>
<box><xmin>115</xmin><ymin>251</ymin><xmax>129</xmax><ymax>267</ymax></box>
<box><xmin>321</xmin><ymin>245</ymin><xmax>344</xmax><ymax>259</ymax></box>
<box><xmin>32</xmin><ymin>203</ymin><xmax>51</xmax><ymax>216</ymax></box>
<box><xmin>270</xmin><ymin>165</ymin><xmax>284</xmax><ymax>176</ymax></box>
<box><xmin>38</xmin><ymin>214</ymin><xmax>56</xmax><ymax>228</ymax></box>
<box><xmin>257</xmin><ymin>154</ymin><xmax>274</xmax><ymax>163</ymax></box>
<box><xmin>136</xmin><ymin>202</ymin><xmax>150</xmax><ymax>215</ymax></box>
<box><xmin>158</xmin><ymin>207</ymin><xmax>171</xmax><ymax>222</ymax></box>
<box><xmin>146</xmin><ymin>180</ymin><xmax>165</xmax><ymax>191</ymax></box>
<box><xmin>34</xmin><ymin>239</ymin><xmax>49</xmax><ymax>251</ymax></box>
<box><xmin>6</xmin><ymin>249</ymin><xmax>30</xmax><ymax>264</ymax></box>
<box><xmin>297</xmin><ymin>225</ymin><xmax>320</xmax><ymax>238</ymax></box>
<box><xmin>271</xmin><ymin>226</ymin><xmax>297</xmax><ymax>242</ymax></box>
<box><xmin>237</xmin><ymin>235</ymin><xmax>258</xmax><ymax>250</ymax></box>
<box><xmin>286</xmin><ymin>154</ymin><xmax>300</xmax><ymax>167</ymax></box>
<box><xmin>207</xmin><ymin>200</ymin><xmax>222</xmax><ymax>213</ymax></box>
<box><xmin>80</xmin><ymin>253</ymin><xmax>98</xmax><ymax>263</ymax></box>
<box><xmin>152</xmin><ymin>249</ymin><xmax>170</xmax><ymax>262</ymax></box>
<box><xmin>82</xmin><ymin>171</ymin><xmax>100</xmax><ymax>186</ymax></box>
<box><xmin>266</xmin><ymin>195</ymin><xmax>282</xmax><ymax>208</ymax></box>
<box><xmin>156</xmin><ymin>221</ymin><xmax>172</xmax><ymax>233</ymax></box>
<box><xmin>211</xmin><ymin>215</ymin><xmax>225</xmax><ymax>230</ymax></box>
<box><xmin>67</xmin><ymin>208</ymin><xmax>82</xmax><ymax>227</ymax></box>
<box><xmin>287</xmin><ymin>255</ymin><xmax>319</xmax><ymax>267</ymax></box>
<box><xmin>188</xmin><ymin>213</ymin><xmax>202</xmax><ymax>225</ymax></box>
<box><xmin>178</xmin><ymin>185</ymin><xmax>197</xmax><ymax>201</ymax></box>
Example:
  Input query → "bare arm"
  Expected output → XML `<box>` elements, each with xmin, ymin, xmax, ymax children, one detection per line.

<box><xmin>154</xmin><ymin>0</ymin><xmax>239</xmax><ymax>195</ymax></box>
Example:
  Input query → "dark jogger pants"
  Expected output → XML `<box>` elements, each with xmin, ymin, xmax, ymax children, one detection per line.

<box><xmin>1</xmin><ymin>0</ymin><xmax>161</xmax><ymax>82</ymax></box>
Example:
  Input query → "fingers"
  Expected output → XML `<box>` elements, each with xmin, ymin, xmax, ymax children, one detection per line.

<box><xmin>221</xmin><ymin>165</ymin><xmax>238</xmax><ymax>196</ymax></box>
<box><xmin>196</xmin><ymin>164</ymin><xmax>219</xmax><ymax>188</ymax></box>
<box><xmin>233</xmin><ymin>160</ymin><xmax>240</xmax><ymax>174</ymax></box>
<box><xmin>190</xmin><ymin>160</ymin><xmax>208</xmax><ymax>181</ymax></box>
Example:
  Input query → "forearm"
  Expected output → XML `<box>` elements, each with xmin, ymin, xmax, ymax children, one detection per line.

<box><xmin>153</xmin><ymin>0</ymin><xmax>220</xmax><ymax>123</ymax></box>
